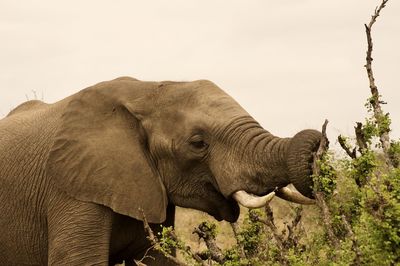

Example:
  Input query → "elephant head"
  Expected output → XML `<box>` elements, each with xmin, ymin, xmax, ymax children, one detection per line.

<box><xmin>47</xmin><ymin>77</ymin><xmax>321</xmax><ymax>224</ymax></box>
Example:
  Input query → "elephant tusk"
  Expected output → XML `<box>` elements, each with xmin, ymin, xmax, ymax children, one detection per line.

<box><xmin>276</xmin><ymin>186</ymin><xmax>315</xmax><ymax>205</ymax></box>
<box><xmin>232</xmin><ymin>190</ymin><xmax>275</xmax><ymax>209</ymax></box>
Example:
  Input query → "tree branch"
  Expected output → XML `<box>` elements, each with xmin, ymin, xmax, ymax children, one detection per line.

<box><xmin>314</xmin><ymin>120</ymin><xmax>329</xmax><ymax>166</ymax></box>
<box><xmin>140</xmin><ymin>209</ymin><xmax>190</xmax><ymax>266</ymax></box>
<box><xmin>341</xmin><ymin>214</ymin><xmax>362</xmax><ymax>265</ymax></box>
<box><xmin>312</xmin><ymin>120</ymin><xmax>340</xmax><ymax>248</ymax></box>
<box><xmin>314</xmin><ymin>192</ymin><xmax>339</xmax><ymax>248</ymax></box>
<box><xmin>364</xmin><ymin>0</ymin><xmax>392</xmax><ymax>162</ymax></box>
<box><xmin>354</xmin><ymin>122</ymin><xmax>368</xmax><ymax>154</ymax></box>
<box><xmin>230</xmin><ymin>222</ymin><xmax>246</xmax><ymax>259</ymax></box>
<box><xmin>249</xmin><ymin>207</ymin><xmax>288</xmax><ymax>265</ymax></box>
<box><xmin>338</xmin><ymin>135</ymin><xmax>357</xmax><ymax>159</ymax></box>
<box><xmin>193</xmin><ymin>222</ymin><xmax>225</xmax><ymax>264</ymax></box>
<box><xmin>285</xmin><ymin>207</ymin><xmax>303</xmax><ymax>249</ymax></box>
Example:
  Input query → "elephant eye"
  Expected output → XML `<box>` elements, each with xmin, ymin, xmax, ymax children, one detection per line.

<box><xmin>189</xmin><ymin>135</ymin><xmax>208</xmax><ymax>151</ymax></box>
<box><xmin>190</xmin><ymin>140</ymin><xmax>208</xmax><ymax>150</ymax></box>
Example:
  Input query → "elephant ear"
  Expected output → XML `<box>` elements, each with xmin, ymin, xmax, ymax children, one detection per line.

<box><xmin>47</xmin><ymin>86</ymin><xmax>168</xmax><ymax>223</ymax></box>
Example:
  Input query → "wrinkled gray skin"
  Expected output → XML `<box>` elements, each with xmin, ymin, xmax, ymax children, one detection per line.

<box><xmin>0</xmin><ymin>77</ymin><xmax>321</xmax><ymax>265</ymax></box>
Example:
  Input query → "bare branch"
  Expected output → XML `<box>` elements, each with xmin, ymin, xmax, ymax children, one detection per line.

<box><xmin>364</xmin><ymin>0</ymin><xmax>392</xmax><ymax>163</ymax></box>
<box><xmin>141</xmin><ymin>210</ymin><xmax>156</xmax><ymax>243</ymax></box>
<box><xmin>338</xmin><ymin>135</ymin><xmax>357</xmax><ymax>159</ymax></box>
<box><xmin>366</xmin><ymin>0</ymin><xmax>388</xmax><ymax>30</ymax></box>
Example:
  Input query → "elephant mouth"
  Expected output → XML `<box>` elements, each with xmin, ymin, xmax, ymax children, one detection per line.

<box><xmin>170</xmin><ymin>181</ymin><xmax>240</xmax><ymax>223</ymax></box>
<box><xmin>205</xmin><ymin>185</ymin><xmax>240</xmax><ymax>222</ymax></box>
<box><xmin>212</xmin><ymin>197</ymin><xmax>240</xmax><ymax>223</ymax></box>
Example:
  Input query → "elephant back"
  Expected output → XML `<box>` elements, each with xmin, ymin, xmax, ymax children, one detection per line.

<box><xmin>7</xmin><ymin>100</ymin><xmax>47</xmax><ymax>117</ymax></box>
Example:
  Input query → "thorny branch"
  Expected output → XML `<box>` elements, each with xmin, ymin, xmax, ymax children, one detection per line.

<box><xmin>364</xmin><ymin>0</ymin><xmax>392</xmax><ymax>163</ymax></box>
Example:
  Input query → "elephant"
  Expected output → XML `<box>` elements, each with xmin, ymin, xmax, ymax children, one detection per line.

<box><xmin>0</xmin><ymin>77</ymin><xmax>321</xmax><ymax>265</ymax></box>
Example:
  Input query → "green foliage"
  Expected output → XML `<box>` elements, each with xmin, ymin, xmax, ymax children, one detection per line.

<box><xmin>313</xmin><ymin>152</ymin><xmax>337</xmax><ymax>198</ymax></box>
<box><xmin>350</xmin><ymin>150</ymin><xmax>378</xmax><ymax>186</ymax></box>
<box><xmin>389</xmin><ymin>140</ymin><xmax>400</xmax><ymax>167</ymax></box>
<box><xmin>354</xmin><ymin>170</ymin><xmax>400</xmax><ymax>265</ymax></box>
<box><xmin>365</xmin><ymin>96</ymin><xmax>392</xmax><ymax>139</ymax></box>
<box><xmin>157</xmin><ymin>225</ymin><xmax>180</xmax><ymax>256</ymax></box>
<box><xmin>222</xmin><ymin>209</ymin><xmax>266</xmax><ymax>265</ymax></box>
<box><xmin>157</xmin><ymin>225</ymin><xmax>201</xmax><ymax>265</ymax></box>
<box><xmin>309</xmin><ymin>94</ymin><xmax>399</xmax><ymax>265</ymax></box>
<box><xmin>236</xmin><ymin>210</ymin><xmax>264</xmax><ymax>256</ymax></box>
<box><xmin>199</xmin><ymin>221</ymin><xmax>218</xmax><ymax>239</ymax></box>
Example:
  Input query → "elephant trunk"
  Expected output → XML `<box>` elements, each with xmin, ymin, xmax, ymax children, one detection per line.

<box><xmin>285</xmin><ymin>129</ymin><xmax>322</xmax><ymax>198</ymax></box>
<box><xmin>213</xmin><ymin>118</ymin><xmax>321</xmax><ymax>206</ymax></box>
<box><xmin>238</xmin><ymin>128</ymin><xmax>322</xmax><ymax>203</ymax></box>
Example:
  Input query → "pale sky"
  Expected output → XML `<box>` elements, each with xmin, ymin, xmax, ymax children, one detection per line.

<box><xmin>1</xmin><ymin>1</ymin><xmax>399</xmax><ymax>145</ymax></box>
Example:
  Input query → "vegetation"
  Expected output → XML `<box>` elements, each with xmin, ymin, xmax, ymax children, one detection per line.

<box><xmin>140</xmin><ymin>1</ymin><xmax>399</xmax><ymax>265</ymax></box>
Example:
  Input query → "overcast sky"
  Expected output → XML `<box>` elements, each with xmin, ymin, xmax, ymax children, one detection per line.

<box><xmin>1</xmin><ymin>1</ymin><xmax>399</xmax><ymax>145</ymax></box>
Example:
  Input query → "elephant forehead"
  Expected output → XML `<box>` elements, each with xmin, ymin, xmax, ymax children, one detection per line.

<box><xmin>151</xmin><ymin>81</ymin><xmax>251</xmax><ymax>132</ymax></box>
